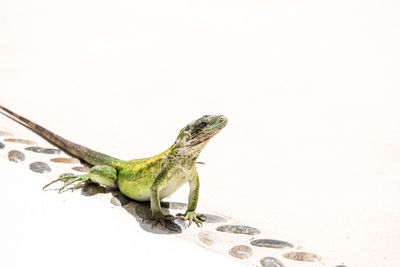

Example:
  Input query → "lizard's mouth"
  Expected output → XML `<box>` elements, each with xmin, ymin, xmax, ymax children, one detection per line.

<box><xmin>188</xmin><ymin>116</ymin><xmax>227</xmax><ymax>147</ymax></box>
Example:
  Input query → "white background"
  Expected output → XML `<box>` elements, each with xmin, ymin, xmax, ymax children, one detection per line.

<box><xmin>1</xmin><ymin>0</ymin><xmax>400</xmax><ymax>266</ymax></box>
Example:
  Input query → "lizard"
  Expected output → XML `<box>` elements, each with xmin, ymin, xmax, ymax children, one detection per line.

<box><xmin>0</xmin><ymin>105</ymin><xmax>227</xmax><ymax>227</ymax></box>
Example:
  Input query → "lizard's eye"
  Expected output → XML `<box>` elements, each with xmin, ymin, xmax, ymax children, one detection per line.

<box><xmin>198</xmin><ymin>122</ymin><xmax>207</xmax><ymax>129</ymax></box>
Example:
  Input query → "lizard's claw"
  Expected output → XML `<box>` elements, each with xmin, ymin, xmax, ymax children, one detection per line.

<box><xmin>176</xmin><ymin>211</ymin><xmax>206</xmax><ymax>227</ymax></box>
<box><xmin>43</xmin><ymin>174</ymin><xmax>90</xmax><ymax>193</ymax></box>
<box><xmin>144</xmin><ymin>211</ymin><xmax>175</xmax><ymax>228</ymax></box>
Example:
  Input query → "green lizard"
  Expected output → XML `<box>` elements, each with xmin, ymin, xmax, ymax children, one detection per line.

<box><xmin>0</xmin><ymin>105</ymin><xmax>227</xmax><ymax>227</ymax></box>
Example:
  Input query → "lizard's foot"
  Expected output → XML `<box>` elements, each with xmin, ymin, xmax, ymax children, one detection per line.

<box><xmin>43</xmin><ymin>174</ymin><xmax>90</xmax><ymax>193</ymax></box>
<box><xmin>143</xmin><ymin>211</ymin><xmax>175</xmax><ymax>227</ymax></box>
<box><xmin>176</xmin><ymin>211</ymin><xmax>207</xmax><ymax>227</ymax></box>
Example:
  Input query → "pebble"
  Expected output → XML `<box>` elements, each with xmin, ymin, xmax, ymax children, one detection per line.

<box><xmin>198</xmin><ymin>231</ymin><xmax>220</xmax><ymax>246</ymax></box>
<box><xmin>251</xmin><ymin>239</ymin><xmax>294</xmax><ymax>249</ymax></box>
<box><xmin>25</xmin><ymin>146</ymin><xmax>61</xmax><ymax>154</ymax></box>
<box><xmin>260</xmin><ymin>257</ymin><xmax>285</xmax><ymax>267</ymax></box>
<box><xmin>29</xmin><ymin>162</ymin><xmax>51</xmax><ymax>173</ymax></box>
<box><xmin>0</xmin><ymin>141</ymin><xmax>4</xmax><ymax>149</ymax></box>
<box><xmin>165</xmin><ymin>220</ymin><xmax>183</xmax><ymax>233</ymax></box>
<box><xmin>216</xmin><ymin>224</ymin><xmax>261</xmax><ymax>235</ymax></box>
<box><xmin>50</xmin><ymin>157</ymin><xmax>80</xmax><ymax>164</ymax></box>
<box><xmin>201</xmin><ymin>213</ymin><xmax>227</xmax><ymax>223</ymax></box>
<box><xmin>4</xmin><ymin>138</ymin><xmax>36</xmax><ymax>145</ymax></box>
<box><xmin>135</xmin><ymin>203</ymin><xmax>152</xmax><ymax>220</ymax></box>
<box><xmin>160</xmin><ymin>201</ymin><xmax>187</xmax><ymax>210</ymax></box>
<box><xmin>111</xmin><ymin>194</ymin><xmax>130</xmax><ymax>206</ymax></box>
<box><xmin>72</xmin><ymin>166</ymin><xmax>90</xmax><ymax>173</ymax></box>
<box><xmin>81</xmin><ymin>183</ymin><xmax>105</xmax><ymax>196</ymax></box>
<box><xmin>283</xmin><ymin>252</ymin><xmax>321</xmax><ymax>262</ymax></box>
<box><xmin>8</xmin><ymin>150</ymin><xmax>25</xmax><ymax>162</ymax></box>
<box><xmin>229</xmin><ymin>245</ymin><xmax>253</xmax><ymax>259</ymax></box>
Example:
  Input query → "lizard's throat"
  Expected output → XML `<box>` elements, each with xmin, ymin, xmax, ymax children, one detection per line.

<box><xmin>174</xmin><ymin>141</ymin><xmax>209</xmax><ymax>159</ymax></box>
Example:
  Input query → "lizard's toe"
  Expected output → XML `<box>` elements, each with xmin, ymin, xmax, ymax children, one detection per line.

<box><xmin>175</xmin><ymin>211</ymin><xmax>205</xmax><ymax>227</ymax></box>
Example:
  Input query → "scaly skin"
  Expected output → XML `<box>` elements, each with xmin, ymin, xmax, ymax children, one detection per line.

<box><xmin>0</xmin><ymin>105</ymin><xmax>227</xmax><ymax>227</ymax></box>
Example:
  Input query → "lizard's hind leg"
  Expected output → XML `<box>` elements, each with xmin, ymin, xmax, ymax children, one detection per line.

<box><xmin>43</xmin><ymin>174</ymin><xmax>89</xmax><ymax>193</ymax></box>
<box><xmin>88</xmin><ymin>165</ymin><xmax>118</xmax><ymax>188</ymax></box>
<box><xmin>43</xmin><ymin>165</ymin><xmax>118</xmax><ymax>192</ymax></box>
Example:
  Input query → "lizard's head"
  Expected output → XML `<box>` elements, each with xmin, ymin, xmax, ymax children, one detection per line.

<box><xmin>175</xmin><ymin>115</ymin><xmax>228</xmax><ymax>149</ymax></box>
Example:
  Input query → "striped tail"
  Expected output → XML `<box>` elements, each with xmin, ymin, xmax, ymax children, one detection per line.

<box><xmin>0</xmin><ymin>105</ymin><xmax>123</xmax><ymax>167</ymax></box>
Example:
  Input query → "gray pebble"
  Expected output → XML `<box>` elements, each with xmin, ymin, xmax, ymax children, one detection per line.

<box><xmin>111</xmin><ymin>194</ymin><xmax>130</xmax><ymax>206</ymax></box>
<box><xmin>134</xmin><ymin>203</ymin><xmax>182</xmax><ymax>233</ymax></box>
<box><xmin>251</xmin><ymin>239</ymin><xmax>294</xmax><ymax>249</ymax></box>
<box><xmin>229</xmin><ymin>245</ymin><xmax>253</xmax><ymax>259</ymax></box>
<box><xmin>283</xmin><ymin>252</ymin><xmax>321</xmax><ymax>262</ymax></box>
<box><xmin>260</xmin><ymin>257</ymin><xmax>285</xmax><ymax>267</ymax></box>
<box><xmin>0</xmin><ymin>141</ymin><xmax>4</xmax><ymax>149</ymax></box>
<box><xmin>81</xmin><ymin>183</ymin><xmax>105</xmax><ymax>196</ymax></box>
<box><xmin>201</xmin><ymin>213</ymin><xmax>227</xmax><ymax>223</ymax></box>
<box><xmin>111</xmin><ymin>197</ymin><xmax>121</xmax><ymax>206</ymax></box>
<box><xmin>198</xmin><ymin>231</ymin><xmax>220</xmax><ymax>246</ymax></box>
<box><xmin>8</xmin><ymin>150</ymin><xmax>25</xmax><ymax>162</ymax></box>
<box><xmin>135</xmin><ymin>203</ymin><xmax>152</xmax><ymax>220</ymax></box>
<box><xmin>160</xmin><ymin>201</ymin><xmax>187</xmax><ymax>210</ymax></box>
<box><xmin>216</xmin><ymin>224</ymin><xmax>260</xmax><ymax>235</ymax></box>
<box><xmin>165</xmin><ymin>220</ymin><xmax>183</xmax><ymax>233</ymax></box>
<box><xmin>29</xmin><ymin>162</ymin><xmax>51</xmax><ymax>173</ymax></box>
<box><xmin>25</xmin><ymin>146</ymin><xmax>61</xmax><ymax>154</ymax></box>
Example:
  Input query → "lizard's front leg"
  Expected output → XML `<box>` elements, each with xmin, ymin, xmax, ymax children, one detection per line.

<box><xmin>149</xmin><ymin>168</ymin><xmax>174</xmax><ymax>226</ymax></box>
<box><xmin>176</xmin><ymin>173</ymin><xmax>206</xmax><ymax>227</ymax></box>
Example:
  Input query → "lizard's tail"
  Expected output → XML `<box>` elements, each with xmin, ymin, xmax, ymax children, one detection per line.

<box><xmin>0</xmin><ymin>105</ymin><xmax>123</xmax><ymax>167</ymax></box>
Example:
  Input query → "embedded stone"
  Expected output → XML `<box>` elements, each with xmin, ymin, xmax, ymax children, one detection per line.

<box><xmin>25</xmin><ymin>146</ymin><xmax>61</xmax><ymax>154</ymax></box>
<box><xmin>283</xmin><ymin>252</ymin><xmax>321</xmax><ymax>262</ymax></box>
<box><xmin>81</xmin><ymin>183</ymin><xmax>105</xmax><ymax>196</ymax></box>
<box><xmin>260</xmin><ymin>257</ymin><xmax>285</xmax><ymax>267</ymax></box>
<box><xmin>50</xmin><ymin>157</ymin><xmax>80</xmax><ymax>164</ymax></box>
<box><xmin>111</xmin><ymin>194</ymin><xmax>130</xmax><ymax>206</ymax></box>
<box><xmin>229</xmin><ymin>245</ymin><xmax>253</xmax><ymax>259</ymax></box>
<box><xmin>135</xmin><ymin>203</ymin><xmax>152</xmax><ymax>220</ymax></box>
<box><xmin>165</xmin><ymin>220</ymin><xmax>183</xmax><ymax>233</ymax></box>
<box><xmin>216</xmin><ymin>224</ymin><xmax>260</xmax><ymax>235</ymax></box>
<box><xmin>111</xmin><ymin>197</ymin><xmax>121</xmax><ymax>206</ymax></box>
<box><xmin>29</xmin><ymin>162</ymin><xmax>51</xmax><ymax>173</ymax></box>
<box><xmin>0</xmin><ymin>141</ymin><xmax>4</xmax><ymax>149</ymax></box>
<box><xmin>4</xmin><ymin>138</ymin><xmax>36</xmax><ymax>145</ymax></box>
<box><xmin>161</xmin><ymin>201</ymin><xmax>187</xmax><ymax>210</ymax></box>
<box><xmin>8</xmin><ymin>150</ymin><xmax>25</xmax><ymax>162</ymax></box>
<box><xmin>251</xmin><ymin>239</ymin><xmax>294</xmax><ymax>249</ymax></box>
<box><xmin>198</xmin><ymin>231</ymin><xmax>220</xmax><ymax>246</ymax></box>
<box><xmin>202</xmin><ymin>213</ymin><xmax>227</xmax><ymax>223</ymax></box>
<box><xmin>72</xmin><ymin>166</ymin><xmax>90</xmax><ymax>173</ymax></box>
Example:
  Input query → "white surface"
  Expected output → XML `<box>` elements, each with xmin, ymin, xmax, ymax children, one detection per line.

<box><xmin>1</xmin><ymin>0</ymin><xmax>400</xmax><ymax>266</ymax></box>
